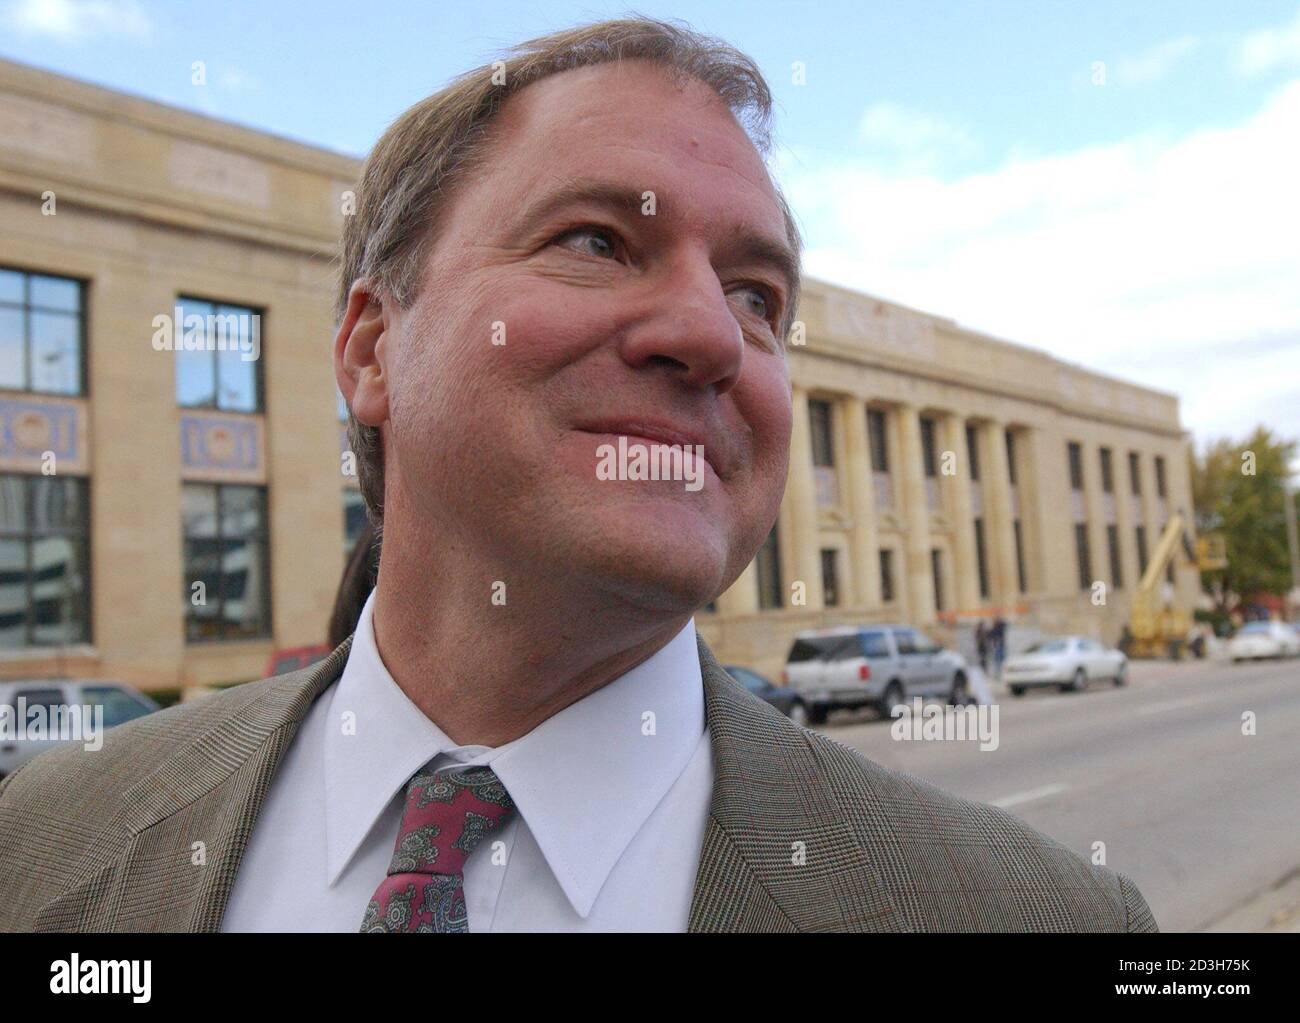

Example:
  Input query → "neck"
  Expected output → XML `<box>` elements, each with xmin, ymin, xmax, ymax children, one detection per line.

<box><xmin>370</xmin><ymin>522</ymin><xmax>692</xmax><ymax>747</ymax></box>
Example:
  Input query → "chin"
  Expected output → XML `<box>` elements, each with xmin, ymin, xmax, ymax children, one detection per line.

<box><xmin>579</xmin><ymin>504</ymin><xmax>732</xmax><ymax>612</ymax></box>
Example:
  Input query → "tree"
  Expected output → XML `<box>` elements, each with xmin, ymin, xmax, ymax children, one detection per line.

<box><xmin>1191</xmin><ymin>426</ymin><xmax>1297</xmax><ymax>609</ymax></box>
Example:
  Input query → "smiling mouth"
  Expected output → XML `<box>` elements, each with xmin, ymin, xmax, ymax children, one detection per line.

<box><xmin>573</xmin><ymin>425</ymin><xmax>722</xmax><ymax>483</ymax></box>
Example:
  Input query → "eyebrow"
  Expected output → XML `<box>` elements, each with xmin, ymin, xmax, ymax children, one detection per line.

<box><xmin>516</xmin><ymin>179</ymin><xmax>801</xmax><ymax>308</ymax></box>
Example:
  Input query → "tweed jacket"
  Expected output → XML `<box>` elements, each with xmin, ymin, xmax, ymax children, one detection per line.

<box><xmin>0</xmin><ymin>635</ymin><xmax>1157</xmax><ymax>932</ymax></box>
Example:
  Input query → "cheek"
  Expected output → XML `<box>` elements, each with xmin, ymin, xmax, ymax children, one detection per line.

<box><xmin>740</xmin><ymin>364</ymin><xmax>794</xmax><ymax>469</ymax></box>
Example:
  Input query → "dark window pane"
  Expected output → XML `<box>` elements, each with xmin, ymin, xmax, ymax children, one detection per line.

<box><xmin>0</xmin><ymin>307</ymin><xmax>25</xmax><ymax>390</ymax></box>
<box><xmin>29</xmin><ymin>535</ymin><xmax>87</xmax><ymax>644</ymax></box>
<box><xmin>809</xmin><ymin>399</ymin><xmax>834</xmax><ymax>467</ymax></box>
<box><xmin>0</xmin><ymin>537</ymin><xmax>27</xmax><ymax>645</ymax></box>
<box><xmin>182</xmin><ymin>484</ymin><xmax>219</xmax><ymax>538</ymax></box>
<box><xmin>28</xmin><ymin>275</ymin><xmax>80</xmax><ymax>312</ymax></box>
<box><xmin>0</xmin><ymin>476</ymin><xmax>26</xmax><ymax>532</ymax></box>
<box><xmin>30</xmin><ymin>476</ymin><xmax>84</xmax><ymax>532</ymax></box>
<box><xmin>219</xmin><ymin>536</ymin><xmax>268</xmax><ymax>637</ymax></box>
<box><xmin>867</xmin><ymin>409</ymin><xmax>889</xmax><ymax>472</ymax></box>
<box><xmin>921</xmin><ymin>418</ymin><xmax>938</xmax><ymax>477</ymax></box>
<box><xmin>219</xmin><ymin>485</ymin><xmax>263</xmax><ymax>536</ymax></box>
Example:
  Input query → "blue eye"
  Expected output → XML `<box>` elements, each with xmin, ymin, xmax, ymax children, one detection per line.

<box><xmin>555</xmin><ymin>227</ymin><xmax>618</xmax><ymax>259</ymax></box>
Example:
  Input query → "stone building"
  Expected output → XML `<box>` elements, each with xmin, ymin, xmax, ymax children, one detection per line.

<box><xmin>0</xmin><ymin>58</ymin><xmax>1197</xmax><ymax>692</ymax></box>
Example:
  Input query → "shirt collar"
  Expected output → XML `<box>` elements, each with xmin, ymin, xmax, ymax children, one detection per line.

<box><xmin>322</xmin><ymin>590</ymin><xmax>705</xmax><ymax>918</ymax></box>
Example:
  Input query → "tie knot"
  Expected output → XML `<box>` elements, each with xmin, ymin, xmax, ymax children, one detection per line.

<box><xmin>389</xmin><ymin>765</ymin><xmax>515</xmax><ymax>878</ymax></box>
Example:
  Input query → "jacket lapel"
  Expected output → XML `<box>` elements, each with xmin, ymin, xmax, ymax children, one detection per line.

<box><xmin>687</xmin><ymin>636</ymin><xmax>904</xmax><ymax>932</ymax></box>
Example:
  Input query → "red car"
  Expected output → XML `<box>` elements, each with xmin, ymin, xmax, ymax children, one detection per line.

<box><xmin>263</xmin><ymin>644</ymin><xmax>332</xmax><ymax>678</ymax></box>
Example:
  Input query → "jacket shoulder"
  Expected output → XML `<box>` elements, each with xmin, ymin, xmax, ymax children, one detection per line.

<box><xmin>0</xmin><ymin>677</ymin><xmax>281</xmax><ymax>808</ymax></box>
<box><xmin>799</xmin><ymin>728</ymin><xmax>1157</xmax><ymax>932</ymax></box>
<box><xmin>0</xmin><ymin>674</ymin><xmax>300</xmax><ymax>930</ymax></box>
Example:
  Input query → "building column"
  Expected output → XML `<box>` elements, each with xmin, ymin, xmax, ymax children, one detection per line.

<box><xmin>842</xmin><ymin>398</ymin><xmax>881</xmax><ymax>607</ymax></box>
<box><xmin>983</xmin><ymin>420</ymin><xmax>1020</xmax><ymax>607</ymax></box>
<box><xmin>785</xmin><ymin>386</ymin><xmax>824</xmax><ymax>611</ymax></box>
<box><xmin>941</xmin><ymin>413</ymin><xmax>979</xmax><ymax>614</ymax></box>
<box><xmin>896</xmin><ymin>403</ymin><xmax>935</xmax><ymax>624</ymax></box>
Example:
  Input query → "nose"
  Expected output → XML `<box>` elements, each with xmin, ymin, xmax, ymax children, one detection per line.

<box><xmin>616</xmin><ymin>253</ymin><xmax>745</xmax><ymax>395</ymax></box>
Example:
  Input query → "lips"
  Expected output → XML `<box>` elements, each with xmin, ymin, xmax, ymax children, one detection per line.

<box><xmin>573</xmin><ymin>417</ymin><xmax>729</xmax><ymax>479</ymax></box>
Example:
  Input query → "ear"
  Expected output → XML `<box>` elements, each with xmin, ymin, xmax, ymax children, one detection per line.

<box><xmin>334</xmin><ymin>279</ymin><xmax>390</xmax><ymax>428</ymax></box>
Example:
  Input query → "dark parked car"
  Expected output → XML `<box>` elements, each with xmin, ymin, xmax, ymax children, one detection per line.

<box><xmin>723</xmin><ymin>665</ymin><xmax>806</xmax><ymax>725</ymax></box>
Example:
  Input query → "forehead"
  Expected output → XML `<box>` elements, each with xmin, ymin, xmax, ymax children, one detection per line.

<box><xmin>475</xmin><ymin>61</ymin><xmax>785</xmax><ymax>236</ymax></box>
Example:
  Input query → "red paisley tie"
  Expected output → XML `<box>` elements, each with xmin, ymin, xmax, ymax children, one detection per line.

<box><xmin>360</xmin><ymin>765</ymin><xmax>516</xmax><ymax>933</ymax></box>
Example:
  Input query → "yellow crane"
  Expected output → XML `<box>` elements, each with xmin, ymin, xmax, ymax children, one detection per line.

<box><xmin>1125</xmin><ymin>512</ymin><xmax>1227</xmax><ymax>658</ymax></box>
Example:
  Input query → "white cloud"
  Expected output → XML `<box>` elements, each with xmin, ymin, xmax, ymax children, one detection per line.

<box><xmin>776</xmin><ymin>79</ymin><xmax>1300</xmax><ymax>445</ymax></box>
<box><xmin>1234</xmin><ymin>8</ymin><xmax>1300</xmax><ymax>76</ymax></box>
<box><xmin>3</xmin><ymin>0</ymin><xmax>152</xmax><ymax>41</ymax></box>
<box><xmin>857</xmin><ymin>101</ymin><xmax>979</xmax><ymax>172</ymax></box>
<box><xmin>1114</xmin><ymin>35</ymin><xmax>1200</xmax><ymax>86</ymax></box>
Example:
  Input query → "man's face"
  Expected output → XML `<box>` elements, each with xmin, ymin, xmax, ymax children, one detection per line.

<box><xmin>377</xmin><ymin>60</ymin><xmax>795</xmax><ymax>611</ymax></box>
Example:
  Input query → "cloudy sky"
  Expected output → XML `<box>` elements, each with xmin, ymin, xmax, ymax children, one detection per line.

<box><xmin>3</xmin><ymin>0</ymin><xmax>1297</xmax><ymax>456</ymax></box>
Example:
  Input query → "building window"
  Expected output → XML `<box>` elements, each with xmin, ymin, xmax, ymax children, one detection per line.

<box><xmin>1100</xmin><ymin>447</ymin><xmax>1114</xmax><ymax>493</ymax></box>
<box><xmin>879</xmin><ymin>548</ymin><xmax>895</xmax><ymax>603</ymax></box>
<box><xmin>920</xmin><ymin>416</ymin><xmax>938</xmax><ymax>477</ymax></box>
<box><xmin>174</xmin><ymin>297</ymin><xmax>263</xmax><ymax>412</ymax></box>
<box><xmin>1013</xmin><ymin>520</ymin><xmax>1027</xmax><ymax>593</ymax></box>
<box><xmin>966</xmin><ymin>424</ymin><xmax>981</xmax><ymax>481</ymax></box>
<box><xmin>1129</xmin><ymin>451</ymin><xmax>1142</xmax><ymax>495</ymax></box>
<box><xmin>808</xmin><ymin>399</ymin><xmax>834</xmax><ymax>467</ymax></box>
<box><xmin>1067</xmin><ymin>441</ymin><xmax>1084</xmax><ymax>491</ymax></box>
<box><xmin>182</xmin><ymin>483</ymin><xmax>270</xmax><ymax>641</ymax></box>
<box><xmin>0</xmin><ymin>268</ymin><xmax>85</xmax><ymax>396</ymax></box>
<box><xmin>867</xmin><ymin>408</ymin><xmax>889</xmax><ymax>472</ymax></box>
<box><xmin>1005</xmin><ymin>429</ymin><xmax>1018</xmax><ymax>485</ymax></box>
<box><xmin>973</xmin><ymin>517</ymin><xmax>989</xmax><ymax>599</ymax></box>
<box><xmin>0</xmin><ymin>474</ymin><xmax>90</xmax><ymax>647</ymax></box>
<box><xmin>1136</xmin><ymin>525</ymin><xmax>1148</xmax><ymax>576</ymax></box>
<box><xmin>344</xmin><ymin>488</ymin><xmax>368</xmax><ymax>561</ymax></box>
<box><xmin>1155</xmin><ymin>455</ymin><xmax>1167</xmax><ymax>498</ymax></box>
<box><xmin>820</xmin><ymin>548</ymin><xmax>840</xmax><ymax>607</ymax></box>
<box><xmin>1107</xmin><ymin>523</ymin><xmax>1123</xmax><ymax>589</ymax></box>
<box><xmin>756</xmin><ymin>526</ymin><xmax>782</xmax><ymax>610</ymax></box>
<box><xmin>931</xmin><ymin>548</ymin><xmax>945</xmax><ymax>612</ymax></box>
<box><xmin>1074</xmin><ymin>522</ymin><xmax>1092</xmax><ymax>590</ymax></box>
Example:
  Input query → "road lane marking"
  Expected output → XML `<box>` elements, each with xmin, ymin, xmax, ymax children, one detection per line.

<box><xmin>991</xmin><ymin>783</ymin><xmax>1068</xmax><ymax>808</ymax></box>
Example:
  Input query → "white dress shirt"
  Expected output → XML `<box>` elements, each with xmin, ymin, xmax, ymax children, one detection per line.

<box><xmin>221</xmin><ymin>592</ymin><xmax>713</xmax><ymax>932</ymax></box>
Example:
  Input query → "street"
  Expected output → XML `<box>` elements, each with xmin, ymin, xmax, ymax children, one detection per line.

<box><xmin>818</xmin><ymin>655</ymin><xmax>1300</xmax><ymax>932</ymax></box>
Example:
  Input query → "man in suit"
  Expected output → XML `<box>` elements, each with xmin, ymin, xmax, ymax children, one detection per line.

<box><xmin>0</xmin><ymin>16</ymin><xmax>1156</xmax><ymax>933</ymax></box>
